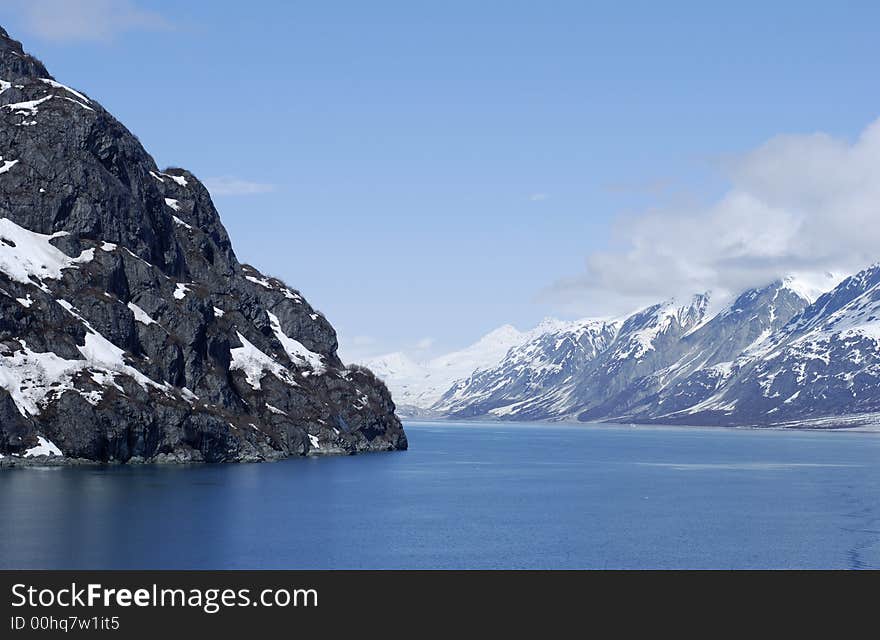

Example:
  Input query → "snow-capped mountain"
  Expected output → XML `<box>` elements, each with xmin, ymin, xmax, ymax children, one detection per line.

<box><xmin>437</xmin><ymin>294</ymin><xmax>713</xmax><ymax>421</ymax></box>
<box><xmin>414</xmin><ymin>271</ymin><xmax>872</xmax><ymax>427</ymax></box>
<box><xmin>645</xmin><ymin>266</ymin><xmax>880</xmax><ymax>426</ymax></box>
<box><xmin>577</xmin><ymin>277</ymin><xmax>819</xmax><ymax>421</ymax></box>
<box><xmin>0</xmin><ymin>26</ymin><xmax>405</xmax><ymax>464</ymax></box>
<box><xmin>434</xmin><ymin>318</ymin><xmax>619</xmax><ymax>418</ymax></box>
<box><xmin>362</xmin><ymin>324</ymin><xmax>534</xmax><ymax>410</ymax></box>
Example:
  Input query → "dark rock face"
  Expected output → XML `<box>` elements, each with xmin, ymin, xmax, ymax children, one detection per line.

<box><xmin>0</xmin><ymin>27</ymin><xmax>406</xmax><ymax>464</ymax></box>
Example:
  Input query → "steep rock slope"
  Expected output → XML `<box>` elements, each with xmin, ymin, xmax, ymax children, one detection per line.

<box><xmin>0</xmin><ymin>27</ymin><xmax>406</xmax><ymax>464</ymax></box>
<box><xmin>434</xmin><ymin>318</ymin><xmax>619</xmax><ymax>418</ymax></box>
<box><xmin>653</xmin><ymin>266</ymin><xmax>880</xmax><ymax>426</ymax></box>
<box><xmin>434</xmin><ymin>295</ymin><xmax>710</xmax><ymax>421</ymax></box>
<box><xmin>567</xmin><ymin>294</ymin><xmax>711</xmax><ymax>417</ymax></box>
<box><xmin>581</xmin><ymin>279</ymin><xmax>812</xmax><ymax>421</ymax></box>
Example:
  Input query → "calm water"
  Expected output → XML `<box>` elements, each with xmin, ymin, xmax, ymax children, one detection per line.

<box><xmin>2</xmin><ymin>421</ymin><xmax>880</xmax><ymax>569</ymax></box>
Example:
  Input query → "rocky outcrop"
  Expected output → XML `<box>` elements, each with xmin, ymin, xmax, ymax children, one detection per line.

<box><xmin>0</xmin><ymin>26</ymin><xmax>406</xmax><ymax>464</ymax></box>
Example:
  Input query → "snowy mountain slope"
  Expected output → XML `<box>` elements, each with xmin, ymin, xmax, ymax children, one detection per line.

<box><xmin>583</xmin><ymin>278</ymin><xmax>816</xmax><ymax>421</ymax></box>
<box><xmin>658</xmin><ymin>265</ymin><xmax>880</xmax><ymax>425</ymax></box>
<box><xmin>434</xmin><ymin>295</ymin><xmax>712</xmax><ymax>421</ymax></box>
<box><xmin>424</xmin><ymin>271</ymin><xmax>864</xmax><ymax>426</ymax></box>
<box><xmin>433</xmin><ymin>318</ymin><xmax>619</xmax><ymax>418</ymax></box>
<box><xmin>363</xmin><ymin>324</ymin><xmax>533</xmax><ymax>408</ymax></box>
<box><xmin>558</xmin><ymin>294</ymin><xmax>712</xmax><ymax>419</ymax></box>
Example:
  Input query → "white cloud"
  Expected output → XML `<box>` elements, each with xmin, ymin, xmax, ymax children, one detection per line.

<box><xmin>529</xmin><ymin>193</ymin><xmax>549</xmax><ymax>201</ymax></box>
<box><xmin>414</xmin><ymin>337</ymin><xmax>435</xmax><ymax>351</ymax></box>
<box><xmin>545</xmin><ymin>118</ymin><xmax>880</xmax><ymax>315</ymax></box>
<box><xmin>203</xmin><ymin>177</ymin><xmax>276</xmax><ymax>197</ymax></box>
<box><xmin>3</xmin><ymin>0</ymin><xmax>171</xmax><ymax>43</ymax></box>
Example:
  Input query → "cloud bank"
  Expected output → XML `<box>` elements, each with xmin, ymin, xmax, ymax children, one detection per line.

<box><xmin>546</xmin><ymin>118</ymin><xmax>880</xmax><ymax>315</ymax></box>
<box><xmin>2</xmin><ymin>0</ymin><xmax>171</xmax><ymax>43</ymax></box>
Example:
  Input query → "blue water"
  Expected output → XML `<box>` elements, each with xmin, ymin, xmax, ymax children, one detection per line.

<box><xmin>2</xmin><ymin>421</ymin><xmax>880</xmax><ymax>569</ymax></box>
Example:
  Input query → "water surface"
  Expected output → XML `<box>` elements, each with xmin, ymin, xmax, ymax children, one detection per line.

<box><xmin>2</xmin><ymin>421</ymin><xmax>879</xmax><ymax>569</ymax></box>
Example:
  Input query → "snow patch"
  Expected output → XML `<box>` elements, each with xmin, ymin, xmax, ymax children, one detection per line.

<box><xmin>0</xmin><ymin>157</ymin><xmax>19</xmax><ymax>174</ymax></box>
<box><xmin>172</xmin><ymin>215</ymin><xmax>192</xmax><ymax>230</ymax></box>
<box><xmin>245</xmin><ymin>274</ymin><xmax>273</xmax><ymax>289</ymax></box>
<box><xmin>56</xmin><ymin>299</ymin><xmax>169</xmax><ymax>393</ymax></box>
<box><xmin>173</xmin><ymin>283</ymin><xmax>191</xmax><ymax>300</ymax></box>
<box><xmin>229</xmin><ymin>332</ymin><xmax>296</xmax><ymax>390</ymax></box>
<box><xmin>40</xmin><ymin>79</ymin><xmax>91</xmax><ymax>104</ymax></box>
<box><xmin>0</xmin><ymin>218</ymin><xmax>91</xmax><ymax>292</ymax></box>
<box><xmin>267</xmin><ymin>311</ymin><xmax>325</xmax><ymax>374</ymax></box>
<box><xmin>2</xmin><ymin>94</ymin><xmax>52</xmax><ymax>116</ymax></box>
<box><xmin>127</xmin><ymin>301</ymin><xmax>157</xmax><ymax>326</ymax></box>
<box><xmin>59</xmin><ymin>96</ymin><xmax>94</xmax><ymax>112</ymax></box>
<box><xmin>0</xmin><ymin>343</ymin><xmax>82</xmax><ymax>415</ymax></box>
<box><xmin>23</xmin><ymin>436</ymin><xmax>62</xmax><ymax>458</ymax></box>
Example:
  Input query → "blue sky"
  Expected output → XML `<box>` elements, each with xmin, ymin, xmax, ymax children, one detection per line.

<box><xmin>2</xmin><ymin>1</ymin><xmax>880</xmax><ymax>361</ymax></box>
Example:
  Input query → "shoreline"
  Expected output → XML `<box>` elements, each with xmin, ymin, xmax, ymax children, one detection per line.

<box><xmin>6</xmin><ymin>415</ymin><xmax>879</xmax><ymax>469</ymax></box>
<box><xmin>0</xmin><ymin>442</ymin><xmax>406</xmax><ymax>469</ymax></box>
<box><xmin>401</xmin><ymin>415</ymin><xmax>880</xmax><ymax>434</ymax></box>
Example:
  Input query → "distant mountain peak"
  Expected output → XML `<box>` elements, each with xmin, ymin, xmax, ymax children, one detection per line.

<box><xmin>362</xmin><ymin>323</ymin><xmax>533</xmax><ymax>408</ymax></box>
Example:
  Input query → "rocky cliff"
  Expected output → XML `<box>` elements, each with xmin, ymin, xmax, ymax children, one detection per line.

<box><xmin>0</xmin><ymin>27</ymin><xmax>406</xmax><ymax>464</ymax></box>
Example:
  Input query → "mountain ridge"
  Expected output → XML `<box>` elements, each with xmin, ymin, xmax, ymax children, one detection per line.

<box><xmin>376</xmin><ymin>270</ymin><xmax>878</xmax><ymax>428</ymax></box>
